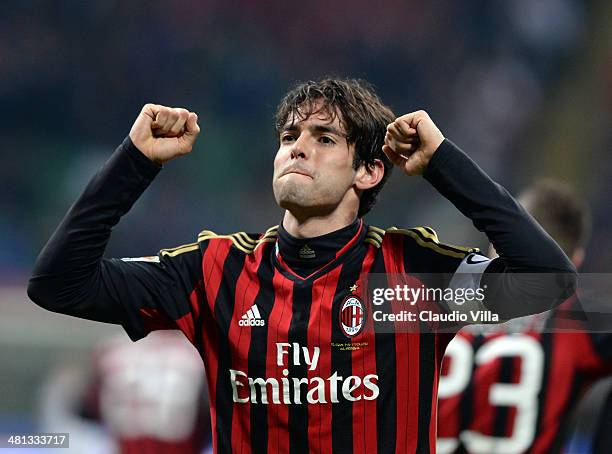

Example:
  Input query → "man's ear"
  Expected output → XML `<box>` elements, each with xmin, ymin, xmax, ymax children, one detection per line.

<box><xmin>355</xmin><ymin>159</ymin><xmax>384</xmax><ymax>190</ymax></box>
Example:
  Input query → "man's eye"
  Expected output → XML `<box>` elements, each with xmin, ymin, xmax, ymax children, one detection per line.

<box><xmin>319</xmin><ymin>136</ymin><xmax>335</xmax><ymax>145</ymax></box>
<box><xmin>281</xmin><ymin>134</ymin><xmax>295</xmax><ymax>142</ymax></box>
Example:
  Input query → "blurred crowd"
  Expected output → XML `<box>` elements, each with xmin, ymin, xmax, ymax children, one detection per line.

<box><xmin>2</xmin><ymin>0</ymin><xmax>610</xmax><ymax>276</ymax></box>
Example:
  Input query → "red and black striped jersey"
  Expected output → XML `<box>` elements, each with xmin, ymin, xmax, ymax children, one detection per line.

<box><xmin>111</xmin><ymin>220</ymin><xmax>472</xmax><ymax>454</ymax></box>
<box><xmin>28</xmin><ymin>137</ymin><xmax>577</xmax><ymax>454</ymax></box>
<box><xmin>437</xmin><ymin>298</ymin><xmax>612</xmax><ymax>454</ymax></box>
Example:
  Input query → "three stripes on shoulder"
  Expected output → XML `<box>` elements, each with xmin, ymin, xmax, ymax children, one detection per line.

<box><xmin>160</xmin><ymin>226</ymin><xmax>278</xmax><ymax>257</ymax></box>
<box><xmin>366</xmin><ymin>225</ymin><xmax>476</xmax><ymax>258</ymax></box>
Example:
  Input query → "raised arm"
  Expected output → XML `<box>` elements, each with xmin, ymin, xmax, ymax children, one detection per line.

<box><xmin>27</xmin><ymin>105</ymin><xmax>202</xmax><ymax>339</ymax></box>
<box><xmin>384</xmin><ymin>111</ymin><xmax>577</xmax><ymax>319</ymax></box>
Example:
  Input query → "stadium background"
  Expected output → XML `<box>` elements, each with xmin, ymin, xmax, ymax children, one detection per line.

<box><xmin>1</xmin><ymin>0</ymin><xmax>611</xmax><ymax>450</ymax></box>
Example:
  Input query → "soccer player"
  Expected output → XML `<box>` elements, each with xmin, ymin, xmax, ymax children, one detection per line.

<box><xmin>39</xmin><ymin>331</ymin><xmax>211</xmax><ymax>454</ymax></box>
<box><xmin>437</xmin><ymin>179</ymin><xmax>611</xmax><ymax>454</ymax></box>
<box><xmin>28</xmin><ymin>79</ymin><xmax>576</xmax><ymax>454</ymax></box>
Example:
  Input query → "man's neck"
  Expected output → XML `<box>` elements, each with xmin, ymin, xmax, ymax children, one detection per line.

<box><xmin>282</xmin><ymin>210</ymin><xmax>358</xmax><ymax>238</ymax></box>
<box><xmin>276</xmin><ymin>217</ymin><xmax>362</xmax><ymax>278</ymax></box>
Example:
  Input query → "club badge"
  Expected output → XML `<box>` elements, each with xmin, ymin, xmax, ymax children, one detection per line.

<box><xmin>339</xmin><ymin>295</ymin><xmax>366</xmax><ymax>337</ymax></box>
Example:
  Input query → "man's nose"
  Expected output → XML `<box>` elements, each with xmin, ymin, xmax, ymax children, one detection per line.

<box><xmin>290</xmin><ymin>134</ymin><xmax>310</xmax><ymax>159</ymax></box>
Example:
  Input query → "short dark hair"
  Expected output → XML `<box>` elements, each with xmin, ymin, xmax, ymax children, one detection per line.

<box><xmin>275</xmin><ymin>78</ymin><xmax>395</xmax><ymax>217</ymax></box>
<box><xmin>519</xmin><ymin>179</ymin><xmax>591</xmax><ymax>256</ymax></box>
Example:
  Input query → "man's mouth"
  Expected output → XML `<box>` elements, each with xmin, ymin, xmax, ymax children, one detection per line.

<box><xmin>281</xmin><ymin>168</ymin><xmax>313</xmax><ymax>179</ymax></box>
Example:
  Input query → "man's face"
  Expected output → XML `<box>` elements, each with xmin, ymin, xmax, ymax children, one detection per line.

<box><xmin>273</xmin><ymin>106</ymin><xmax>359</xmax><ymax>217</ymax></box>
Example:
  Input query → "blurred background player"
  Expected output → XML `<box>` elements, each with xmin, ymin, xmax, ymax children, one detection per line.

<box><xmin>39</xmin><ymin>331</ymin><xmax>212</xmax><ymax>454</ymax></box>
<box><xmin>436</xmin><ymin>179</ymin><xmax>612</xmax><ymax>454</ymax></box>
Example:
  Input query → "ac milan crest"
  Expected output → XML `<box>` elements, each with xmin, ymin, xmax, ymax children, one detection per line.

<box><xmin>339</xmin><ymin>295</ymin><xmax>366</xmax><ymax>337</ymax></box>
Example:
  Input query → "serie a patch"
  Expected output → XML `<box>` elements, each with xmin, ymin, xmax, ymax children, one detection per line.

<box><xmin>120</xmin><ymin>256</ymin><xmax>160</xmax><ymax>263</ymax></box>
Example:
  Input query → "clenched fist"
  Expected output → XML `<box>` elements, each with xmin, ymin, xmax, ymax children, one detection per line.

<box><xmin>129</xmin><ymin>104</ymin><xmax>200</xmax><ymax>164</ymax></box>
<box><xmin>382</xmin><ymin>110</ymin><xmax>444</xmax><ymax>176</ymax></box>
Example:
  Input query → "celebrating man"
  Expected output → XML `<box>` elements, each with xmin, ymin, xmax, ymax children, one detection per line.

<box><xmin>28</xmin><ymin>79</ymin><xmax>575</xmax><ymax>453</ymax></box>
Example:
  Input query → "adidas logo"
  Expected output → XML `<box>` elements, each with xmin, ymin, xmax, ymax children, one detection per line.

<box><xmin>238</xmin><ymin>304</ymin><xmax>265</xmax><ymax>327</ymax></box>
<box><xmin>299</xmin><ymin>244</ymin><xmax>315</xmax><ymax>259</ymax></box>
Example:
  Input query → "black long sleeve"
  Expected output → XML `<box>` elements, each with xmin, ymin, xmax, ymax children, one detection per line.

<box><xmin>27</xmin><ymin>137</ymin><xmax>203</xmax><ymax>340</ymax></box>
<box><xmin>423</xmin><ymin>139</ymin><xmax>577</xmax><ymax>318</ymax></box>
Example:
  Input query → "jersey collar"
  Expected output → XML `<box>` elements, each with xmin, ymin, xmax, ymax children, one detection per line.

<box><xmin>275</xmin><ymin>218</ymin><xmax>364</xmax><ymax>281</ymax></box>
